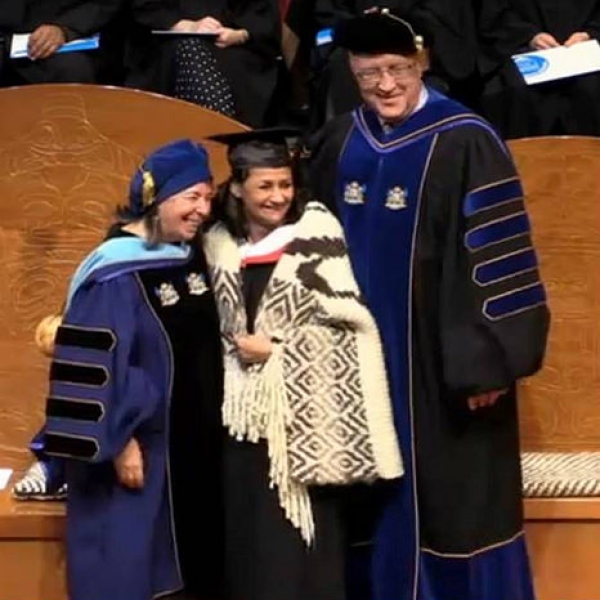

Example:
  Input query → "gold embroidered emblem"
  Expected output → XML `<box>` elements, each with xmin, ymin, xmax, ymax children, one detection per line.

<box><xmin>142</xmin><ymin>170</ymin><xmax>156</xmax><ymax>208</ymax></box>
<box><xmin>385</xmin><ymin>186</ymin><xmax>407</xmax><ymax>210</ymax></box>
<box><xmin>344</xmin><ymin>181</ymin><xmax>366</xmax><ymax>205</ymax></box>
<box><xmin>187</xmin><ymin>272</ymin><xmax>209</xmax><ymax>296</ymax></box>
<box><xmin>156</xmin><ymin>282</ymin><xmax>179</xmax><ymax>306</ymax></box>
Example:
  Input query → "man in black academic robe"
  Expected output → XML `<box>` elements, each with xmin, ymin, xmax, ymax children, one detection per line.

<box><xmin>478</xmin><ymin>0</ymin><xmax>600</xmax><ymax>137</ymax></box>
<box><xmin>307</xmin><ymin>9</ymin><xmax>550</xmax><ymax>600</ymax></box>
<box><xmin>126</xmin><ymin>0</ymin><xmax>282</xmax><ymax>127</ymax></box>
<box><xmin>305</xmin><ymin>0</ymin><xmax>478</xmax><ymax>127</ymax></box>
<box><xmin>0</xmin><ymin>0</ymin><xmax>121</xmax><ymax>86</ymax></box>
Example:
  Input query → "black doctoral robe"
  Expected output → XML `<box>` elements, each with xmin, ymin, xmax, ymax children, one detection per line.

<box><xmin>478</xmin><ymin>0</ymin><xmax>600</xmax><ymax>137</ymax></box>
<box><xmin>127</xmin><ymin>0</ymin><xmax>282</xmax><ymax>127</ymax></box>
<box><xmin>307</xmin><ymin>89</ymin><xmax>550</xmax><ymax>600</ymax></box>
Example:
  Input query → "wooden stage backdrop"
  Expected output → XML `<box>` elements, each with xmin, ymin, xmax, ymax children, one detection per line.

<box><xmin>1</xmin><ymin>99</ymin><xmax>599</xmax><ymax>465</ymax></box>
<box><xmin>509</xmin><ymin>136</ymin><xmax>600</xmax><ymax>453</ymax></box>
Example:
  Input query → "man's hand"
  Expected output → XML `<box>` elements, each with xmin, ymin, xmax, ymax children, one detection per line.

<box><xmin>564</xmin><ymin>32</ymin><xmax>591</xmax><ymax>47</ymax></box>
<box><xmin>529</xmin><ymin>32</ymin><xmax>560</xmax><ymax>50</ymax></box>
<box><xmin>235</xmin><ymin>333</ymin><xmax>273</xmax><ymax>364</ymax></box>
<box><xmin>215</xmin><ymin>28</ymin><xmax>249</xmax><ymax>48</ymax></box>
<box><xmin>28</xmin><ymin>25</ymin><xmax>66</xmax><ymax>60</ymax></box>
<box><xmin>467</xmin><ymin>389</ymin><xmax>507</xmax><ymax>411</ymax></box>
<box><xmin>114</xmin><ymin>438</ymin><xmax>144</xmax><ymax>489</ymax></box>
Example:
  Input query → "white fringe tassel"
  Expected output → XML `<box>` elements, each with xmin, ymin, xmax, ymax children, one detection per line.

<box><xmin>222</xmin><ymin>345</ymin><xmax>315</xmax><ymax>545</ymax></box>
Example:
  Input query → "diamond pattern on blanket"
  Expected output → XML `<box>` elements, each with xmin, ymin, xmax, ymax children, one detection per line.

<box><xmin>284</xmin><ymin>324</ymin><xmax>377</xmax><ymax>485</ymax></box>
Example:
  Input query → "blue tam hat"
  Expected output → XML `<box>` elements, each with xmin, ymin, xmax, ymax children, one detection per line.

<box><xmin>129</xmin><ymin>139</ymin><xmax>212</xmax><ymax>217</ymax></box>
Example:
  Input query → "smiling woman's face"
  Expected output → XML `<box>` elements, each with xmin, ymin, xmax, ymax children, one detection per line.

<box><xmin>232</xmin><ymin>167</ymin><xmax>295</xmax><ymax>231</ymax></box>
<box><xmin>157</xmin><ymin>182</ymin><xmax>214</xmax><ymax>242</ymax></box>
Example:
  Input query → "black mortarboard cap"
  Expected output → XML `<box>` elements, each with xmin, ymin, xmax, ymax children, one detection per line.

<box><xmin>333</xmin><ymin>8</ymin><xmax>426</xmax><ymax>56</ymax></box>
<box><xmin>208</xmin><ymin>126</ymin><xmax>301</xmax><ymax>171</ymax></box>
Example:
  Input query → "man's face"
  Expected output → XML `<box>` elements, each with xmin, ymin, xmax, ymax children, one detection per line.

<box><xmin>349</xmin><ymin>52</ymin><xmax>425</xmax><ymax>123</ymax></box>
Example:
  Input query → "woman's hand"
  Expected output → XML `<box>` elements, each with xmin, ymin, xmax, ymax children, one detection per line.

<box><xmin>564</xmin><ymin>32</ymin><xmax>591</xmax><ymax>47</ymax></box>
<box><xmin>170</xmin><ymin>19</ymin><xmax>197</xmax><ymax>33</ymax></box>
<box><xmin>215</xmin><ymin>28</ymin><xmax>250</xmax><ymax>48</ymax></box>
<box><xmin>114</xmin><ymin>439</ymin><xmax>144</xmax><ymax>489</ymax></box>
<box><xmin>235</xmin><ymin>333</ymin><xmax>273</xmax><ymax>364</ymax></box>
<box><xmin>194</xmin><ymin>17</ymin><xmax>223</xmax><ymax>33</ymax></box>
<box><xmin>529</xmin><ymin>32</ymin><xmax>560</xmax><ymax>50</ymax></box>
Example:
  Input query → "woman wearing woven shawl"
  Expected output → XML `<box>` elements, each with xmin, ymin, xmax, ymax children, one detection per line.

<box><xmin>205</xmin><ymin>127</ymin><xmax>403</xmax><ymax>600</ymax></box>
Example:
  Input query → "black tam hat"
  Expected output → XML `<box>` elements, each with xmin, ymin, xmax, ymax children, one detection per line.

<box><xmin>208</xmin><ymin>127</ymin><xmax>301</xmax><ymax>172</ymax></box>
<box><xmin>333</xmin><ymin>8</ymin><xmax>426</xmax><ymax>56</ymax></box>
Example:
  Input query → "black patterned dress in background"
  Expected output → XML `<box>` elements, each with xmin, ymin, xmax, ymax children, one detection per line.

<box><xmin>128</xmin><ymin>0</ymin><xmax>282</xmax><ymax>127</ymax></box>
<box><xmin>174</xmin><ymin>37</ymin><xmax>235</xmax><ymax>117</ymax></box>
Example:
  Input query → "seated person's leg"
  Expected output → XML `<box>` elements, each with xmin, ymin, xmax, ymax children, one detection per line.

<box><xmin>481</xmin><ymin>67</ymin><xmax>561</xmax><ymax>139</ymax></box>
<box><xmin>562</xmin><ymin>73</ymin><xmax>600</xmax><ymax>136</ymax></box>
<box><xmin>173</xmin><ymin>38</ymin><xmax>235</xmax><ymax>118</ymax></box>
<box><xmin>11</xmin><ymin>51</ymin><xmax>96</xmax><ymax>84</ymax></box>
<box><xmin>0</xmin><ymin>34</ymin><xmax>18</xmax><ymax>87</ymax></box>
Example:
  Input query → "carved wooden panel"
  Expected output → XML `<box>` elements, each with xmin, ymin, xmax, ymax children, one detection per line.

<box><xmin>510</xmin><ymin>136</ymin><xmax>600</xmax><ymax>451</ymax></box>
<box><xmin>0</xmin><ymin>85</ymin><xmax>245</xmax><ymax>470</ymax></box>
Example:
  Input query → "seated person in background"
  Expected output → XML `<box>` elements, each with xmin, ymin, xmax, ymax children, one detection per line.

<box><xmin>307</xmin><ymin>0</ymin><xmax>479</xmax><ymax>128</ymax></box>
<box><xmin>0</xmin><ymin>0</ymin><xmax>122</xmax><ymax>87</ymax></box>
<box><xmin>280</xmin><ymin>0</ymin><xmax>318</xmax><ymax>127</ymax></box>
<box><xmin>126</xmin><ymin>0</ymin><xmax>283</xmax><ymax>127</ymax></box>
<box><xmin>479</xmin><ymin>0</ymin><xmax>600</xmax><ymax>137</ymax></box>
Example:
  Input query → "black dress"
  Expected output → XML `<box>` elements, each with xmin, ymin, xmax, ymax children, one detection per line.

<box><xmin>222</xmin><ymin>260</ymin><xmax>346</xmax><ymax>600</ymax></box>
<box><xmin>112</xmin><ymin>229</ymin><xmax>225</xmax><ymax>600</ymax></box>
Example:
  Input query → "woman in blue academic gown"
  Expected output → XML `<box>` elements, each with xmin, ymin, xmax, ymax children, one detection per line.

<box><xmin>41</xmin><ymin>140</ymin><xmax>224</xmax><ymax>600</ymax></box>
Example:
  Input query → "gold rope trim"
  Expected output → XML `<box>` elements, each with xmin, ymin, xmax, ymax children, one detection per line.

<box><xmin>420</xmin><ymin>530</ymin><xmax>525</xmax><ymax>558</ymax></box>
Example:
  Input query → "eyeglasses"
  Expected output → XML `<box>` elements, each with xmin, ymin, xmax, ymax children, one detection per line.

<box><xmin>353</xmin><ymin>63</ymin><xmax>418</xmax><ymax>87</ymax></box>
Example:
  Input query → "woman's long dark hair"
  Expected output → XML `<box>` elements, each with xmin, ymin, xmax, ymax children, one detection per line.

<box><xmin>212</xmin><ymin>157</ymin><xmax>309</xmax><ymax>240</ymax></box>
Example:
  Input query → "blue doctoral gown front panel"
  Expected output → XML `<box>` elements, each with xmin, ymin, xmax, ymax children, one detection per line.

<box><xmin>335</xmin><ymin>93</ymin><xmax>512</xmax><ymax>600</ymax></box>
<box><xmin>336</xmin><ymin>109</ymin><xmax>436</xmax><ymax>600</ymax></box>
<box><xmin>44</xmin><ymin>259</ymin><xmax>186</xmax><ymax>600</ymax></box>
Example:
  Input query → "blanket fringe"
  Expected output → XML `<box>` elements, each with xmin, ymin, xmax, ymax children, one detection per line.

<box><xmin>223</xmin><ymin>346</ymin><xmax>315</xmax><ymax>545</ymax></box>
